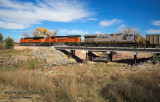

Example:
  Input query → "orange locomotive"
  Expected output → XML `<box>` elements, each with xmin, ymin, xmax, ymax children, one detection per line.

<box><xmin>20</xmin><ymin>35</ymin><xmax>81</xmax><ymax>46</ymax></box>
<box><xmin>20</xmin><ymin>37</ymin><xmax>45</xmax><ymax>46</ymax></box>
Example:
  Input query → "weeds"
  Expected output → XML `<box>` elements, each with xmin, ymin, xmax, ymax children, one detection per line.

<box><xmin>0</xmin><ymin>64</ymin><xmax>160</xmax><ymax>102</ymax></box>
<box><xmin>28</xmin><ymin>63</ymin><xmax>36</xmax><ymax>70</ymax></box>
<box><xmin>101</xmin><ymin>68</ymin><xmax>160</xmax><ymax>102</ymax></box>
<box><xmin>0</xmin><ymin>67</ymin><xmax>105</xmax><ymax>102</ymax></box>
<box><xmin>0</xmin><ymin>49</ymin><xmax>159</xmax><ymax>102</ymax></box>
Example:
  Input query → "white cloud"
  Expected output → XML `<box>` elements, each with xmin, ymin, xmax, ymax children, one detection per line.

<box><xmin>146</xmin><ymin>29</ymin><xmax>160</xmax><ymax>33</ymax></box>
<box><xmin>95</xmin><ymin>31</ymin><xmax>103</xmax><ymax>34</ymax></box>
<box><xmin>60</xmin><ymin>29</ymin><xmax>88</xmax><ymax>34</ymax></box>
<box><xmin>119</xmin><ymin>24</ymin><xmax>126</xmax><ymax>30</ymax></box>
<box><xmin>99</xmin><ymin>19</ymin><xmax>123</xmax><ymax>27</ymax></box>
<box><xmin>152</xmin><ymin>20</ymin><xmax>160</xmax><ymax>26</ymax></box>
<box><xmin>0</xmin><ymin>0</ymin><xmax>92</xmax><ymax>29</ymax></box>
<box><xmin>0</xmin><ymin>21</ymin><xmax>29</xmax><ymax>29</ymax></box>
<box><xmin>87</xmin><ymin>18</ymin><xmax>97</xmax><ymax>21</ymax></box>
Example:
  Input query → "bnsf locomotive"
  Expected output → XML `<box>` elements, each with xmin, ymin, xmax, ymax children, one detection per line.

<box><xmin>20</xmin><ymin>35</ymin><xmax>81</xmax><ymax>46</ymax></box>
<box><xmin>20</xmin><ymin>33</ymin><xmax>160</xmax><ymax>47</ymax></box>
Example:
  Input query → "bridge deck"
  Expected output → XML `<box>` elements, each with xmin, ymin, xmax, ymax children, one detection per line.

<box><xmin>54</xmin><ymin>46</ymin><xmax>160</xmax><ymax>53</ymax></box>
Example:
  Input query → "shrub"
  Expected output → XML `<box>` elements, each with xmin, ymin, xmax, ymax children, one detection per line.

<box><xmin>5</xmin><ymin>37</ymin><xmax>14</xmax><ymax>49</ymax></box>
<box><xmin>0</xmin><ymin>42</ymin><xmax>6</xmax><ymax>50</ymax></box>
<box><xmin>0</xmin><ymin>33</ymin><xmax>6</xmax><ymax>50</ymax></box>
<box><xmin>0</xmin><ymin>33</ymin><xmax>3</xmax><ymax>43</ymax></box>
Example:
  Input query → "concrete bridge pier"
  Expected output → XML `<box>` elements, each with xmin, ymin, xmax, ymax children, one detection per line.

<box><xmin>86</xmin><ymin>50</ymin><xmax>88</xmax><ymax>63</ymax></box>
<box><xmin>73</xmin><ymin>50</ymin><xmax>75</xmax><ymax>57</ymax></box>
<box><xmin>68</xmin><ymin>50</ymin><xmax>76</xmax><ymax>59</ymax></box>
<box><xmin>68</xmin><ymin>50</ymin><xmax>71</xmax><ymax>59</ymax></box>
<box><xmin>88</xmin><ymin>51</ymin><xmax>93</xmax><ymax>61</ymax></box>
<box><xmin>71</xmin><ymin>50</ymin><xmax>75</xmax><ymax>58</ymax></box>
<box><xmin>134</xmin><ymin>52</ymin><xmax>138</xmax><ymax>64</ymax></box>
<box><xmin>109</xmin><ymin>52</ymin><xmax>113</xmax><ymax>62</ymax></box>
<box><xmin>107</xmin><ymin>51</ymin><xmax>113</xmax><ymax>62</ymax></box>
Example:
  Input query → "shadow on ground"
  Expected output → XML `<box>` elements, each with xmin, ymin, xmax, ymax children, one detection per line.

<box><xmin>113</xmin><ymin>57</ymin><xmax>151</xmax><ymax>65</ymax></box>
<box><xmin>59</xmin><ymin>50</ymin><xmax>150</xmax><ymax>64</ymax></box>
<box><xmin>59</xmin><ymin>50</ymin><xmax>104</xmax><ymax>63</ymax></box>
<box><xmin>59</xmin><ymin>50</ymin><xmax>84</xmax><ymax>63</ymax></box>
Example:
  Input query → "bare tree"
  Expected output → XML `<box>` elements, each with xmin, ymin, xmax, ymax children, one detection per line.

<box><xmin>47</xmin><ymin>29</ymin><xmax>58</xmax><ymax>36</ymax></box>
<box><xmin>53</xmin><ymin>29</ymin><xmax>58</xmax><ymax>36</ymax></box>
<box><xmin>32</xmin><ymin>30</ymin><xmax>39</xmax><ymax>37</ymax></box>
<box><xmin>22</xmin><ymin>32</ymin><xmax>30</xmax><ymax>37</ymax></box>
<box><xmin>119</xmin><ymin>27</ymin><xmax>138</xmax><ymax>34</ymax></box>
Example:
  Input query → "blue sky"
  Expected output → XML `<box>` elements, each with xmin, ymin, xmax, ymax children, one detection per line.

<box><xmin>0</xmin><ymin>0</ymin><xmax>160</xmax><ymax>42</ymax></box>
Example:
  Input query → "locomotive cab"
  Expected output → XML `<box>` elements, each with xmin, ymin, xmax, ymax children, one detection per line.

<box><xmin>133</xmin><ymin>34</ymin><xmax>140</xmax><ymax>43</ymax></box>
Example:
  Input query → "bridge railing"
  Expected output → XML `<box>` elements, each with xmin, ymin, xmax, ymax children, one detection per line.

<box><xmin>67</xmin><ymin>44</ymin><xmax>160</xmax><ymax>49</ymax></box>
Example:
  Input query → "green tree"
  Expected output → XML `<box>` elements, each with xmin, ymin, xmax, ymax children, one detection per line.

<box><xmin>0</xmin><ymin>33</ymin><xmax>3</xmax><ymax>43</ymax></box>
<box><xmin>5</xmin><ymin>37</ymin><xmax>14</xmax><ymax>49</ymax></box>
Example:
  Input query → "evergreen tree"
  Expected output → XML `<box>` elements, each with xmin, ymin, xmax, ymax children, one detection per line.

<box><xmin>0</xmin><ymin>33</ymin><xmax>3</xmax><ymax>43</ymax></box>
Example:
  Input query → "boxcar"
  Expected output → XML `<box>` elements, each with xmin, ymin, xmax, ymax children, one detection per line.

<box><xmin>146</xmin><ymin>34</ymin><xmax>160</xmax><ymax>47</ymax></box>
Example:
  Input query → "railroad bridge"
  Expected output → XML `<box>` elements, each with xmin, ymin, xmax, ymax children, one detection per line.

<box><xmin>54</xmin><ymin>46</ymin><xmax>160</xmax><ymax>64</ymax></box>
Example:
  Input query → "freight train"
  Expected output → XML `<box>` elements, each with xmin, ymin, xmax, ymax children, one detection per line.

<box><xmin>20</xmin><ymin>33</ymin><xmax>160</xmax><ymax>47</ymax></box>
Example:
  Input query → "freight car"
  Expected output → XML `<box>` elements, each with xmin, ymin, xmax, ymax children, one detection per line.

<box><xmin>146</xmin><ymin>34</ymin><xmax>160</xmax><ymax>47</ymax></box>
<box><xmin>83</xmin><ymin>33</ymin><xmax>145</xmax><ymax>47</ymax></box>
<box><xmin>20</xmin><ymin>35</ymin><xmax>81</xmax><ymax>46</ymax></box>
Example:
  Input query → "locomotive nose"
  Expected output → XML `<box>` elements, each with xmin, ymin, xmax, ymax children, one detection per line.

<box><xmin>134</xmin><ymin>35</ymin><xmax>139</xmax><ymax>42</ymax></box>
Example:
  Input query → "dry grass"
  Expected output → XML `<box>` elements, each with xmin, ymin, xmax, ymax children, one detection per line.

<box><xmin>0</xmin><ymin>49</ymin><xmax>160</xmax><ymax>102</ymax></box>
<box><xmin>101</xmin><ymin>68</ymin><xmax>160</xmax><ymax>102</ymax></box>
<box><xmin>0</xmin><ymin>63</ymin><xmax>120</xmax><ymax>102</ymax></box>
<box><xmin>0</xmin><ymin>70</ymin><xmax>56</xmax><ymax>102</ymax></box>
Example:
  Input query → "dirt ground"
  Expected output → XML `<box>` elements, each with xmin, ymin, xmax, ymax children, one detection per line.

<box><xmin>14</xmin><ymin>45</ymin><xmax>48</xmax><ymax>50</ymax></box>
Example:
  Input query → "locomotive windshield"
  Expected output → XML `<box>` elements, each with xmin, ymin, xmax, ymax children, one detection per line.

<box><xmin>84</xmin><ymin>36</ymin><xmax>97</xmax><ymax>38</ymax></box>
